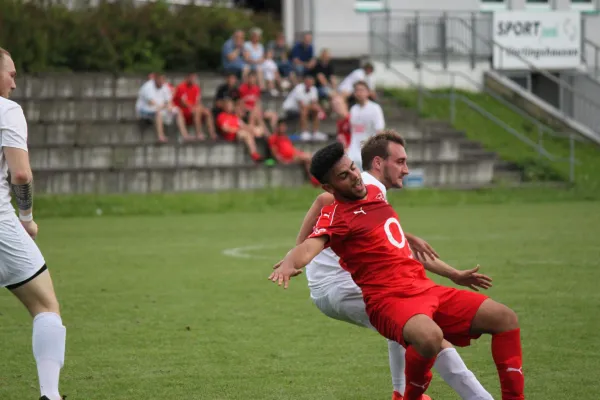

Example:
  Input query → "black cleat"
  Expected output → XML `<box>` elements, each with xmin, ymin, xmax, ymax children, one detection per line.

<box><xmin>40</xmin><ymin>397</ymin><xmax>66</xmax><ymax>400</ymax></box>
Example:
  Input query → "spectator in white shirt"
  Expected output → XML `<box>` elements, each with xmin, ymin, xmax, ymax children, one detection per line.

<box><xmin>338</xmin><ymin>62</ymin><xmax>376</xmax><ymax>101</ymax></box>
<box><xmin>135</xmin><ymin>73</ymin><xmax>192</xmax><ymax>143</ymax></box>
<box><xmin>281</xmin><ymin>74</ymin><xmax>327</xmax><ymax>141</ymax></box>
<box><xmin>262</xmin><ymin>49</ymin><xmax>282</xmax><ymax>97</ymax></box>
<box><xmin>243</xmin><ymin>27</ymin><xmax>266</xmax><ymax>89</ymax></box>
<box><xmin>348</xmin><ymin>80</ymin><xmax>385</xmax><ymax>170</ymax></box>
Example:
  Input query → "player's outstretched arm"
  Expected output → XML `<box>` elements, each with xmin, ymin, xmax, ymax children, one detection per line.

<box><xmin>417</xmin><ymin>254</ymin><xmax>493</xmax><ymax>292</ymax></box>
<box><xmin>295</xmin><ymin>192</ymin><xmax>334</xmax><ymax>245</ymax></box>
<box><xmin>269</xmin><ymin>237</ymin><xmax>327</xmax><ymax>289</ymax></box>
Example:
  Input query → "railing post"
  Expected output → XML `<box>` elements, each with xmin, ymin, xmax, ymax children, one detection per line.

<box><xmin>418</xmin><ymin>64</ymin><xmax>423</xmax><ymax>113</ymax></box>
<box><xmin>414</xmin><ymin>11</ymin><xmax>420</xmax><ymax>67</ymax></box>
<box><xmin>537</xmin><ymin>124</ymin><xmax>543</xmax><ymax>157</ymax></box>
<box><xmin>595</xmin><ymin>46</ymin><xmax>599</xmax><ymax>79</ymax></box>
<box><xmin>569</xmin><ymin>134</ymin><xmax>575</xmax><ymax>184</ymax></box>
<box><xmin>450</xmin><ymin>74</ymin><xmax>456</xmax><ymax>124</ymax></box>
<box><xmin>470</xmin><ymin>12</ymin><xmax>476</xmax><ymax>70</ymax></box>
<box><xmin>442</xmin><ymin>12</ymin><xmax>448</xmax><ymax>70</ymax></box>
<box><xmin>386</xmin><ymin>8</ymin><xmax>391</xmax><ymax>67</ymax></box>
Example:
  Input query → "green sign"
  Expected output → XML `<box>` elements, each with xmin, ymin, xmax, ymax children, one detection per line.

<box><xmin>355</xmin><ymin>0</ymin><xmax>388</xmax><ymax>12</ymax></box>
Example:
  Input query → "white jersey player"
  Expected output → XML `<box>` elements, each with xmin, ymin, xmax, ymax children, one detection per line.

<box><xmin>348</xmin><ymin>81</ymin><xmax>385</xmax><ymax>171</ymax></box>
<box><xmin>0</xmin><ymin>48</ymin><xmax>66</xmax><ymax>400</ymax></box>
<box><xmin>279</xmin><ymin>132</ymin><xmax>494</xmax><ymax>400</ymax></box>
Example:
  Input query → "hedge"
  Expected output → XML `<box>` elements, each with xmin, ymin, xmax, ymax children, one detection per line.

<box><xmin>0</xmin><ymin>0</ymin><xmax>281</xmax><ymax>73</ymax></box>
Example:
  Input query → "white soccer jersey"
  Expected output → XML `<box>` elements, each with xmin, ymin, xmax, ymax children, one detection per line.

<box><xmin>338</xmin><ymin>68</ymin><xmax>376</xmax><ymax>94</ymax></box>
<box><xmin>305</xmin><ymin>171</ymin><xmax>387</xmax><ymax>298</ymax></box>
<box><xmin>135</xmin><ymin>80</ymin><xmax>172</xmax><ymax>114</ymax></box>
<box><xmin>282</xmin><ymin>83</ymin><xmax>318</xmax><ymax>111</ymax></box>
<box><xmin>0</xmin><ymin>97</ymin><xmax>28</xmax><ymax>220</ymax></box>
<box><xmin>348</xmin><ymin>100</ymin><xmax>385</xmax><ymax>169</ymax></box>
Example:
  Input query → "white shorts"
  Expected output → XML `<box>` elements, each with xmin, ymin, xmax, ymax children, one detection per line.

<box><xmin>0</xmin><ymin>215</ymin><xmax>46</xmax><ymax>289</ymax></box>
<box><xmin>312</xmin><ymin>280</ymin><xmax>374</xmax><ymax>330</ymax></box>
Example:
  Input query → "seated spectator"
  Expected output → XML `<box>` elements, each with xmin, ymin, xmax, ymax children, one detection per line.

<box><xmin>222</xmin><ymin>30</ymin><xmax>250</xmax><ymax>81</ymax></box>
<box><xmin>239</xmin><ymin>71</ymin><xmax>278</xmax><ymax>133</ymax></box>
<box><xmin>243</xmin><ymin>27</ymin><xmax>266</xmax><ymax>89</ymax></box>
<box><xmin>290</xmin><ymin>32</ymin><xmax>316</xmax><ymax>78</ymax></box>
<box><xmin>311</xmin><ymin>48</ymin><xmax>337</xmax><ymax>100</ymax></box>
<box><xmin>136</xmin><ymin>73</ymin><xmax>192</xmax><ymax>143</ymax></box>
<box><xmin>213</xmin><ymin>72</ymin><xmax>240</xmax><ymax>122</ymax></box>
<box><xmin>262</xmin><ymin>49</ymin><xmax>282</xmax><ymax>96</ymax></box>
<box><xmin>267</xmin><ymin>32</ymin><xmax>295</xmax><ymax>86</ymax></box>
<box><xmin>216</xmin><ymin>98</ymin><xmax>264</xmax><ymax>162</ymax></box>
<box><xmin>281</xmin><ymin>74</ymin><xmax>327</xmax><ymax>142</ymax></box>
<box><xmin>268</xmin><ymin>119</ymin><xmax>320</xmax><ymax>186</ymax></box>
<box><xmin>337</xmin><ymin>62</ymin><xmax>376</xmax><ymax>101</ymax></box>
<box><xmin>173</xmin><ymin>73</ymin><xmax>217</xmax><ymax>141</ymax></box>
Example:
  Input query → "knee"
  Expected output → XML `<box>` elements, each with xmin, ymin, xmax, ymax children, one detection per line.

<box><xmin>497</xmin><ymin>306</ymin><xmax>519</xmax><ymax>331</ymax></box>
<box><xmin>417</xmin><ymin>326</ymin><xmax>444</xmax><ymax>357</ymax></box>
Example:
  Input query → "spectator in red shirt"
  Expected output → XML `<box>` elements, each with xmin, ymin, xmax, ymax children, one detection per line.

<box><xmin>173</xmin><ymin>73</ymin><xmax>217</xmax><ymax>141</ymax></box>
<box><xmin>332</xmin><ymin>94</ymin><xmax>350</xmax><ymax>149</ymax></box>
<box><xmin>268</xmin><ymin>119</ymin><xmax>320</xmax><ymax>186</ymax></box>
<box><xmin>216</xmin><ymin>98</ymin><xmax>263</xmax><ymax>162</ymax></box>
<box><xmin>238</xmin><ymin>70</ymin><xmax>278</xmax><ymax>132</ymax></box>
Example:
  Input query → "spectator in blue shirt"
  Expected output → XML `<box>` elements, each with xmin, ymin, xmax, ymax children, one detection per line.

<box><xmin>222</xmin><ymin>30</ymin><xmax>250</xmax><ymax>81</ymax></box>
<box><xmin>290</xmin><ymin>32</ymin><xmax>316</xmax><ymax>77</ymax></box>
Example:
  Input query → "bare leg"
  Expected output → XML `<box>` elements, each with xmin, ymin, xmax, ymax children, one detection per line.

<box><xmin>154</xmin><ymin>112</ymin><xmax>167</xmax><ymax>142</ymax></box>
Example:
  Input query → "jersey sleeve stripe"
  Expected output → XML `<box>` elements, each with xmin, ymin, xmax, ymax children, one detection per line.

<box><xmin>329</xmin><ymin>204</ymin><xmax>338</xmax><ymax>226</ymax></box>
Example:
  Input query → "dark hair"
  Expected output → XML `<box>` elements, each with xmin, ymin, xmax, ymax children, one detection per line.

<box><xmin>363</xmin><ymin>62</ymin><xmax>374</xmax><ymax>71</ymax></box>
<box><xmin>353</xmin><ymin>80</ymin><xmax>369</xmax><ymax>91</ymax></box>
<box><xmin>361</xmin><ymin>130</ymin><xmax>406</xmax><ymax>170</ymax></box>
<box><xmin>310</xmin><ymin>142</ymin><xmax>346</xmax><ymax>184</ymax></box>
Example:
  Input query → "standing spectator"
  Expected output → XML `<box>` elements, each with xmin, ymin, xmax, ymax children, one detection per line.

<box><xmin>348</xmin><ymin>80</ymin><xmax>385</xmax><ymax>170</ymax></box>
<box><xmin>281</xmin><ymin>74</ymin><xmax>327</xmax><ymax>141</ymax></box>
<box><xmin>216</xmin><ymin>98</ymin><xmax>263</xmax><ymax>162</ymax></box>
<box><xmin>311</xmin><ymin>49</ymin><xmax>337</xmax><ymax>100</ymax></box>
<box><xmin>290</xmin><ymin>32</ymin><xmax>316</xmax><ymax>78</ymax></box>
<box><xmin>136</xmin><ymin>73</ymin><xmax>192</xmax><ymax>143</ymax></box>
<box><xmin>267</xmin><ymin>32</ymin><xmax>294</xmax><ymax>86</ymax></box>
<box><xmin>222</xmin><ymin>30</ymin><xmax>250</xmax><ymax>81</ymax></box>
<box><xmin>268</xmin><ymin>119</ymin><xmax>320</xmax><ymax>186</ymax></box>
<box><xmin>238</xmin><ymin>71</ymin><xmax>278</xmax><ymax>133</ymax></box>
<box><xmin>243</xmin><ymin>27</ymin><xmax>266</xmax><ymax>89</ymax></box>
<box><xmin>338</xmin><ymin>62</ymin><xmax>376</xmax><ymax>101</ymax></box>
<box><xmin>262</xmin><ymin>49</ymin><xmax>282</xmax><ymax>97</ymax></box>
<box><xmin>173</xmin><ymin>73</ymin><xmax>217</xmax><ymax>141</ymax></box>
<box><xmin>213</xmin><ymin>72</ymin><xmax>240</xmax><ymax>123</ymax></box>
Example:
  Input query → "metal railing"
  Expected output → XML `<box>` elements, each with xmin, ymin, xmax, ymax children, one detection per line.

<box><xmin>370</xmin><ymin>32</ymin><xmax>581</xmax><ymax>182</ymax></box>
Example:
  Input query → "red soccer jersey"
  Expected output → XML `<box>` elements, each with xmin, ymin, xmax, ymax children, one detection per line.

<box><xmin>336</xmin><ymin>116</ymin><xmax>351</xmax><ymax>148</ymax></box>
<box><xmin>238</xmin><ymin>83</ymin><xmax>261</xmax><ymax>110</ymax></box>
<box><xmin>308</xmin><ymin>184</ymin><xmax>436</xmax><ymax>303</ymax></box>
<box><xmin>173</xmin><ymin>82</ymin><xmax>201</xmax><ymax>110</ymax></box>
<box><xmin>268</xmin><ymin>134</ymin><xmax>296</xmax><ymax>161</ymax></box>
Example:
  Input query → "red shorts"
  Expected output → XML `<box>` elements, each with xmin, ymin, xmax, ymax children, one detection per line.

<box><xmin>179</xmin><ymin>107</ymin><xmax>193</xmax><ymax>125</ymax></box>
<box><xmin>366</xmin><ymin>285</ymin><xmax>488</xmax><ymax>348</ymax></box>
<box><xmin>222</xmin><ymin>131</ymin><xmax>237</xmax><ymax>142</ymax></box>
<box><xmin>279</xmin><ymin>149</ymin><xmax>299</xmax><ymax>162</ymax></box>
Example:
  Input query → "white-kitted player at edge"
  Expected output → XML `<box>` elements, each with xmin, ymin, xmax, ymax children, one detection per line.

<box><xmin>276</xmin><ymin>131</ymin><xmax>494</xmax><ymax>400</ymax></box>
<box><xmin>0</xmin><ymin>47</ymin><xmax>66</xmax><ymax>400</ymax></box>
<box><xmin>348</xmin><ymin>80</ymin><xmax>385</xmax><ymax>171</ymax></box>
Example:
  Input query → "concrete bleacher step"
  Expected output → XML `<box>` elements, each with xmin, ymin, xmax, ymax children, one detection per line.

<box><xmin>12</xmin><ymin>73</ymin><xmax>224</xmax><ymax>100</ymax></box>
<box><xmin>32</xmin><ymin>158</ymin><xmax>496</xmax><ymax>195</ymax></box>
<box><xmin>28</xmin><ymin>137</ymin><xmax>475</xmax><ymax>170</ymax></box>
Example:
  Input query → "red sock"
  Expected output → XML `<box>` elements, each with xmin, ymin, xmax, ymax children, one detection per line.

<box><xmin>403</xmin><ymin>346</ymin><xmax>436</xmax><ymax>400</ymax></box>
<box><xmin>492</xmin><ymin>328</ymin><xmax>524</xmax><ymax>400</ymax></box>
<box><xmin>251</xmin><ymin>152</ymin><xmax>262</xmax><ymax>162</ymax></box>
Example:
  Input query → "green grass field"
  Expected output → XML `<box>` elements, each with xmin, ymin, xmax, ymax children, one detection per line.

<box><xmin>1</xmin><ymin>199</ymin><xmax>599</xmax><ymax>399</ymax></box>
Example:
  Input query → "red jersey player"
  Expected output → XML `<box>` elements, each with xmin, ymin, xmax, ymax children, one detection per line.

<box><xmin>269</xmin><ymin>136</ymin><xmax>524</xmax><ymax>400</ymax></box>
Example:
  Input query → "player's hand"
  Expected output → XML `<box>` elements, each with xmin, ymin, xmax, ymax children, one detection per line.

<box><xmin>272</xmin><ymin>259</ymin><xmax>303</xmax><ymax>277</ymax></box>
<box><xmin>21</xmin><ymin>220</ymin><xmax>38</xmax><ymax>239</ymax></box>
<box><xmin>407</xmin><ymin>235</ymin><xmax>439</xmax><ymax>260</ymax></box>
<box><xmin>451</xmin><ymin>265</ymin><xmax>492</xmax><ymax>291</ymax></box>
<box><xmin>268</xmin><ymin>262</ymin><xmax>300</xmax><ymax>289</ymax></box>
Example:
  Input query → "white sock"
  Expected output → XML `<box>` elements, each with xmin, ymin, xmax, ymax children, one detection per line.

<box><xmin>33</xmin><ymin>312</ymin><xmax>66</xmax><ymax>400</ymax></box>
<box><xmin>433</xmin><ymin>348</ymin><xmax>494</xmax><ymax>400</ymax></box>
<box><xmin>387</xmin><ymin>339</ymin><xmax>406</xmax><ymax>394</ymax></box>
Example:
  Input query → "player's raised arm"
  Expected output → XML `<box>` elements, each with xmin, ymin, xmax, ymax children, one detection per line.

<box><xmin>295</xmin><ymin>192</ymin><xmax>334</xmax><ymax>245</ymax></box>
<box><xmin>269</xmin><ymin>236</ymin><xmax>328</xmax><ymax>289</ymax></box>
<box><xmin>417</xmin><ymin>254</ymin><xmax>493</xmax><ymax>292</ymax></box>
